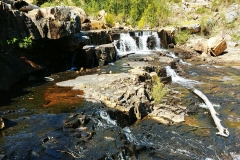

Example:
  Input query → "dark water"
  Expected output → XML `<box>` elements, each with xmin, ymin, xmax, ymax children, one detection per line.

<box><xmin>1</xmin><ymin>53</ymin><xmax>240</xmax><ymax>159</ymax></box>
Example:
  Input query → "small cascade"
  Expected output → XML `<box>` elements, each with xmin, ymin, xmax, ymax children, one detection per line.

<box><xmin>166</xmin><ymin>52</ymin><xmax>178</xmax><ymax>59</ymax></box>
<box><xmin>152</xmin><ymin>31</ymin><xmax>161</xmax><ymax>49</ymax></box>
<box><xmin>114</xmin><ymin>33</ymin><xmax>138</xmax><ymax>56</ymax></box>
<box><xmin>97</xmin><ymin>110</ymin><xmax>139</xmax><ymax>144</ymax></box>
<box><xmin>114</xmin><ymin>31</ymin><xmax>161</xmax><ymax>56</ymax></box>
<box><xmin>137</xmin><ymin>31</ymin><xmax>151</xmax><ymax>51</ymax></box>
<box><xmin>70</xmin><ymin>51</ymin><xmax>78</xmax><ymax>71</ymax></box>
<box><xmin>165</xmin><ymin>52</ymin><xmax>191</xmax><ymax>65</ymax></box>
<box><xmin>165</xmin><ymin>66</ymin><xmax>202</xmax><ymax>87</ymax></box>
<box><xmin>179</xmin><ymin>59</ymin><xmax>192</xmax><ymax>65</ymax></box>
<box><xmin>99</xmin><ymin>110</ymin><xmax>117</xmax><ymax>126</ymax></box>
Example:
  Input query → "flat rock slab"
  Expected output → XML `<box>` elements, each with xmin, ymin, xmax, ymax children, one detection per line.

<box><xmin>57</xmin><ymin>65</ymin><xmax>153</xmax><ymax>123</ymax></box>
<box><xmin>57</xmin><ymin>61</ymin><xmax>187</xmax><ymax>125</ymax></box>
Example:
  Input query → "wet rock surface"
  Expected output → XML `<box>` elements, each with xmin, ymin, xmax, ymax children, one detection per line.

<box><xmin>2</xmin><ymin>52</ymin><xmax>240</xmax><ymax>159</ymax></box>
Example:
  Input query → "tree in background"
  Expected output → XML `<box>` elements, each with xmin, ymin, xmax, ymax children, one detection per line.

<box><xmin>40</xmin><ymin>0</ymin><xmax>172</xmax><ymax>28</ymax></box>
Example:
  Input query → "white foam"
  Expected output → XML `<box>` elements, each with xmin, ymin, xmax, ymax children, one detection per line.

<box><xmin>165</xmin><ymin>66</ymin><xmax>202</xmax><ymax>87</ymax></box>
<box><xmin>99</xmin><ymin>110</ymin><xmax>117</xmax><ymax>126</ymax></box>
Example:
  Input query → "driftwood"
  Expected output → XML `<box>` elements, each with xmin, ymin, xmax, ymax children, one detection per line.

<box><xmin>191</xmin><ymin>88</ymin><xmax>229</xmax><ymax>137</ymax></box>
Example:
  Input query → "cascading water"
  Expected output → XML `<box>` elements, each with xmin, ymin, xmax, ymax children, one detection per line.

<box><xmin>97</xmin><ymin>110</ymin><xmax>138</xmax><ymax>143</ymax></box>
<box><xmin>165</xmin><ymin>66</ymin><xmax>202</xmax><ymax>87</ymax></box>
<box><xmin>114</xmin><ymin>33</ymin><xmax>138</xmax><ymax>56</ymax></box>
<box><xmin>152</xmin><ymin>31</ymin><xmax>161</xmax><ymax>49</ymax></box>
<box><xmin>114</xmin><ymin>31</ymin><xmax>161</xmax><ymax>56</ymax></box>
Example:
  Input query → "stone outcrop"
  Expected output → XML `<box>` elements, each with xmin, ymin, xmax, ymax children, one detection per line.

<box><xmin>57</xmin><ymin>62</ymin><xmax>154</xmax><ymax>124</ymax></box>
<box><xmin>225</xmin><ymin>4</ymin><xmax>240</xmax><ymax>24</ymax></box>
<box><xmin>57</xmin><ymin>61</ymin><xmax>187</xmax><ymax>125</ymax></box>
<box><xmin>85</xmin><ymin>31</ymin><xmax>113</xmax><ymax>45</ymax></box>
<box><xmin>178</xmin><ymin>22</ymin><xmax>201</xmax><ymax>33</ymax></box>
<box><xmin>95</xmin><ymin>44</ymin><xmax>116</xmax><ymax>66</ymax></box>
<box><xmin>0</xmin><ymin>1</ymin><xmax>82</xmax><ymax>41</ymax></box>
<box><xmin>158</xmin><ymin>28</ymin><xmax>176</xmax><ymax>48</ymax></box>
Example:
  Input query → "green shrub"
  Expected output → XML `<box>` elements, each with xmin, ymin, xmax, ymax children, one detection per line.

<box><xmin>137</xmin><ymin>18</ymin><xmax>146</xmax><ymax>29</ymax></box>
<box><xmin>175</xmin><ymin>30</ymin><xmax>191</xmax><ymax>45</ymax></box>
<box><xmin>196</xmin><ymin>6</ymin><xmax>207</xmax><ymax>14</ymax></box>
<box><xmin>18</xmin><ymin>36</ymin><xmax>33</xmax><ymax>49</ymax></box>
<box><xmin>0</xmin><ymin>36</ymin><xmax>33</xmax><ymax>49</ymax></box>
<box><xmin>105</xmin><ymin>13</ymin><xmax>115</xmax><ymax>27</ymax></box>
<box><xmin>152</xmin><ymin>75</ymin><xmax>167</xmax><ymax>104</ymax></box>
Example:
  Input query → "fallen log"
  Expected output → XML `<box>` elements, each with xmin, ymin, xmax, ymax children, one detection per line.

<box><xmin>190</xmin><ymin>88</ymin><xmax>229</xmax><ymax>137</ymax></box>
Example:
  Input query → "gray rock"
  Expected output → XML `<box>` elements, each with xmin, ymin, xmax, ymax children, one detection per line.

<box><xmin>0</xmin><ymin>1</ymin><xmax>82</xmax><ymax>41</ymax></box>
<box><xmin>57</xmin><ymin>63</ymin><xmax>154</xmax><ymax>123</ymax></box>
<box><xmin>225</xmin><ymin>11</ymin><xmax>238</xmax><ymax>24</ymax></box>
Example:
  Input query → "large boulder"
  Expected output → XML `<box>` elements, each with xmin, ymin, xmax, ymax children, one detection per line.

<box><xmin>95</xmin><ymin>44</ymin><xmax>116</xmax><ymax>66</ymax></box>
<box><xmin>0</xmin><ymin>1</ymin><xmax>81</xmax><ymax>41</ymax></box>
<box><xmin>69</xmin><ymin>6</ymin><xmax>86</xmax><ymax>23</ymax></box>
<box><xmin>158</xmin><ymin>28</ymin><xmax>176</xmax><ymax>48</ymax></box>
<box><xmin>26</xmin><ymin>6</ymin><xmax>81</xmax><ymax>39</ymax></box>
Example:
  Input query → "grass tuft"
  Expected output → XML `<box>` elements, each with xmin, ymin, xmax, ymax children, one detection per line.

<box><xmin>152</xmin><ymin>75</ymin><xmax>167</xmax><ymax>104</ymax></box>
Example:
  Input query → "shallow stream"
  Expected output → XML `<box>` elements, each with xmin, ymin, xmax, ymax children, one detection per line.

<box><xmin>1</xmin><ymin>32</ymin><xmax>240</xmax><ymax>159</ymax></box>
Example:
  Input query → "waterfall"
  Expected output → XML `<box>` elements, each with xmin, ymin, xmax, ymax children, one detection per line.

<box><xmin>138</xmin><ymin>31</ymin><xmax>151</xmax><ymax>51</ymax></box>
<box><xmin>165</xmin><ymin>66</ymin><xmax>202</xmax><ymax>87</ymax></box>
<box><xmin>114</xmin><ymin>33</ymin><xmax>138</xmax><ymax>56</ymax></box>
<box><xmin>114</xmin><ymin>31</ymin><xmax>161</xmax><ymax>56</ymax></box>
<box><xmin>152</xmin><ymin>31</ymin><xmax>161</xmax><ymax>49</ymax></box>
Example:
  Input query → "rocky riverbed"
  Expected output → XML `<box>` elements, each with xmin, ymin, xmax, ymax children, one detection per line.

<box><xmin>1</xmin><ymin>0</ymin><xmax>240</xmax><ymax>158</ymax></box>
<box><xmin>1</xmin><ymin>48</ymin><xmax>240</xmax><ymax>159</ymax></box>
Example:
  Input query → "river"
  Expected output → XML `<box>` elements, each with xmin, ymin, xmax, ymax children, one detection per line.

<box><xmin>1</xmin><ymin>31</ymin><xmax>240</xmax><ymax>159</ymax></box>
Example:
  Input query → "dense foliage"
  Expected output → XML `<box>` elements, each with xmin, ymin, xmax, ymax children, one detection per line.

<box><xmin>38</xmin><ymin>0</ymin><xmax>240</xmax><ymax>42</ymax></box>
<box><xmin>40</xmin><ymin>0</ymin><xmax>177</xmax><ymax>28</ymax></box>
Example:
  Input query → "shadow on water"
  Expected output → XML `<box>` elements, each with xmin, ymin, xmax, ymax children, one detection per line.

<box><xmin>0</xmin><ymin>80</ymin><xmax>33</xmax><ymax>107</ymax></box>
